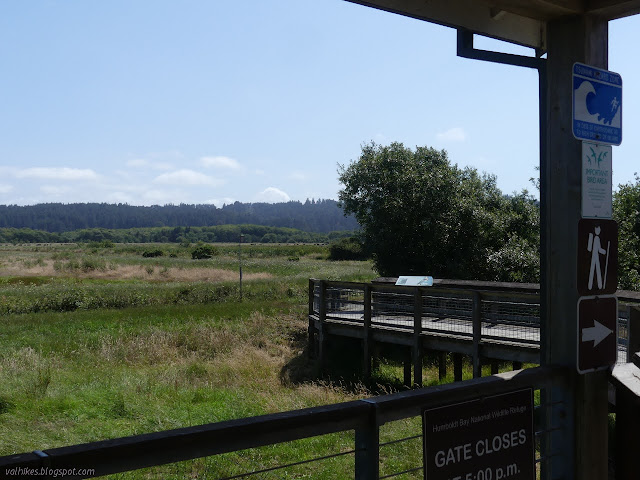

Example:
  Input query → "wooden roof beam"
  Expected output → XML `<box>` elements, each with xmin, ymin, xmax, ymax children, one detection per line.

<box><xmin>345</xmin><ymin>0</ymin><xmax>546</xmax><ymax>49</ymax></box>
<box><xmin>586</xmin><ymin>0</ymin><xmax>640</xmax><ymax>19</ymax></box>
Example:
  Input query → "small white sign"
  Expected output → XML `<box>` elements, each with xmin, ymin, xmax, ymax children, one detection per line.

<box><xmin>395</xmin><ymin>276</ymin><xmax>433</xmax><ymax>287</ymax></box>
<box><xmin>582</xmin><ymin>141</ymin><xmax>612</xmax><ymax>218</ymax></box>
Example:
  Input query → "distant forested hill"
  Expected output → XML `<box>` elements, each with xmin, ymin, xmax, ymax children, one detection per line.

<box><xmin>0</xmin><ymin>199</ymin><xmax>359</xmax><ymax>233</ymax></box>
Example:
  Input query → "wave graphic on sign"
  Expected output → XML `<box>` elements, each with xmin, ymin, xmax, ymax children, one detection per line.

<box><xmin>574</xmin><ymin>80</ymin><xmax>621</xmax><ymax>127</ymax></box>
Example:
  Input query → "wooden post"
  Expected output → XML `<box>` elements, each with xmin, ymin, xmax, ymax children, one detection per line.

<box><xmin>355</xmin><ymin>402</ymin><xmax>379</xmax><ymax>480</ymax></box>
<box><xmin>308</xmin><ymin>278</ymin><xmax>315</xmax><ymax>317</ymax></box>
<box><xmin>472</xmin><ymin>291</ymin><xmax>482</xmax><ymax>378</ymax></box>
<box><xmin>439</xmin><ymin>352</ymin><xmax>447</xmax><ymax>381</ymax></box>
<box><xmin>491</xmin><ymin>360</ymin><xmax>499</xmax><ymax>375</ymax></box>
<box><xmin>308</xmin><ymin>279</ymin><xmax>316</xmax><ymax>359</ymax></box>
<box><xmin>513</xmin><ymin>361</ymin><xmax>523</xmax><ymax>371</ymax></box>
<box><xmin>413</xmin><ymin>287</ymin><xmax>423</xmax><ymax>387</ymax></box>
<box><xmin>403</xmin><ymin>353</ymin><xmax>412</xmax><ymax>388</ymax></box>
<box><xmin>612</xmin><ymin>363</ymin><xmax>640</xmax><ymax>480</ymax></box>
<box><xmin>615</xmin><ymin>385</ymin><xmax>640</xmax><ymax>480</ymax></box>
<box><xmin>373</xmin><ymin>345</ymin><xmax>380</xmax><ymax>372</ymax></box>
<box><xmin>453</xmin><ymin>354</ymin><xmax>463</xmax><ymax>382</ymax></box>
<box><xmin>542</xmin><ymin>16</ymin><xmax>610</xmax><ymax>479</ymax></box>
<box><xmin>363</xmin><ymin>285</ymin><xmax>372</xmax><ymax>379</ymax></box>
<box><xmin>316</xmin><ymin>280</ymin><xmax>327</xmax><ymax>377</ymax></box>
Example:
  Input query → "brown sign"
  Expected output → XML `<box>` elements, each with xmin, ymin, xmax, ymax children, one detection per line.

<box><xmin>577</xmin><ymin>219</ymin><xmax>618</xmax><ymax>296</ymax></box>
<box><xmin>423</xmin><ymin>389</ymin><xmax>534</xmax><ymax>480</ymax></box>
<box><xmin>577</xmin><ymin>295</ymin><xmax>618</xmax><ymax>374</ymax></box>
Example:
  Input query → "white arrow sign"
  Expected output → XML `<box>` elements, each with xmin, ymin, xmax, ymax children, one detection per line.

<box><xmin>581</xmin><ymin>319</ymin><xmax>613</xmax><ymax>347</ymax></box>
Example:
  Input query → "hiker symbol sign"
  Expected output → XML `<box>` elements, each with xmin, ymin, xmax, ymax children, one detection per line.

<box><xmin>577</xmin><ymin>219</ymin><xmax>618</xmax><ymax>296</ymax></box>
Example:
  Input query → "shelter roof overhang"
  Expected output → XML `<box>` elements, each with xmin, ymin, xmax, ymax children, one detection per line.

<box><xmin>346</xmin><ymin>0</ymin><xmax>640</xmax><ymax>52</ymax></box>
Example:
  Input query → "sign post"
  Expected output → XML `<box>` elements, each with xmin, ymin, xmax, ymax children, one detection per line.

<box><xmin>543</xmin><ymin>17</ymin><xmax>612</xmax><ymax>480</ymax></box>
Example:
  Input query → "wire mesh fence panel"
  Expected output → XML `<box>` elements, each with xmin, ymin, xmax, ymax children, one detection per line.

<box><xmin>378</xmin><ymin>417</ymin><xmax>424</xmax><ymax>480</ymax></box>
<box><xmin>420</xmin><ymin>292</ymin><xmax>474</xmax><ymax>337</ymax></box>
<box><xmin>371</xmin><ymin>289</ymin><xmax>415</xmax><ymax>330</ymax></box>
<box><xmin>123</xmin><ymin>432</ymin><xmax>359</xmax><ymax>480</ymax></box>
<box><xmin>534</xmin><ymin>393</ymin><xmax>570</xmax><ymax>480</ymax></box>
<box><xmin>617</xmin><ymin>304</ymin><xmax>629</xmax><ymax>363</ymax></box>
<box><xmin>480</xmin><ymin>297</ymin><xmax>541</xmax><ymax>345</ymax></box>
<box><xmin>314</xmin><ymin>282</ymin><xmax>638</xmax><ymax>363</ymax></box>
<box><xmin>312</xmin><ymin>281</ymin><xmax>320</xmax><ymax>315</ymax></box>
<box><xmin>324</xmin><ymin>285</ymin><xmax>365</xmax><ymax>324</ymax></box>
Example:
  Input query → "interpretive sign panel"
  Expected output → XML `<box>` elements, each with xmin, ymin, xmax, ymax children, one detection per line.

<box><xmin>573</xmin><ymin>63</ymin><xmax>622</xmax><ymax>145</ymax></box>
<box><xmin>577</xmin><ymin>295</ymin><xmax>618</xmax><ymax>374</ymax></box>
<box><xmin>396</xmin><ymin>276</ymin><xmax>433</xmax><ymax>287</ymax></box>
<box><xmin>582</xmin><ymin>142</ymin><xmax>612</xmax><ymax>218</ymax></box>
<box><xmin>423</xmin><ymin>389</ymin><xmax>534</xmax><ymax>480</ymax></box>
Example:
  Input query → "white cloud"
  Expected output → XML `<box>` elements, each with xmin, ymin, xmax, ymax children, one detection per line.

<box><xmin>15</xmin><ymin>167</ymin><xmax>99</xmax><ymax>181</ymax></box>
<box><xmin>255</xmin><ymin>187</ymin><xmax>290</xmax><ymax>203</ymax></box>
<box><xmin>374</xmin><ymin>133</ymin><xmax>387</xmax><ymax>143</ymax></box>
<box><xmin>126</xmin><ymin>158</ymin><xmax>173</xmax><ymax>170</ymax></box>
<box><xmin>153</xmin><ymin>169</ymin><xmax>222</xmax><ymax>186</ymax></box>
<box><xmin>200</xmin><ymin>156</ymin><xmax>242</xmax><ymax>170</ymax></box>
<box><xmin>40</xmin><ymin>185</ymin><xmax>71</xmax><ymax>195</ymax></box>
<box><xmin>0</xmin><ymin>184</ymin><xmax>13</xmax><ymax>194</ymax></box>
<box><xmin>436</xmin><ymin>127</ymin><xmax>467</xmax><ymax>142</ymax></box>
<box><xmin>126</xmin><ymin>158</ymin><xmax>149</xmax><ymax>168</ymax></box>
<box><xmin>142</xmin><ymin>189</ymin><xmax>186</xmax><ymax>205</ymax></box>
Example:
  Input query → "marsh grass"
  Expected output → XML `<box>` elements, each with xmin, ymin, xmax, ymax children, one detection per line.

<box><xmin>0</xmin><ymin>302</ymin><xmax>399</xmax><ymax>478</ymax></box>
<box><xmin>0</xmin><ymin>243</ymin><xmax>433</xmax><ymax>478</ymax></box>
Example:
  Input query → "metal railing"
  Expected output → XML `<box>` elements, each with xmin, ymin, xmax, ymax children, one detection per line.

<box><xmin>0</xmin><ymin>366</ymin><xmax>569</xmax><ymax>479</ymax></box>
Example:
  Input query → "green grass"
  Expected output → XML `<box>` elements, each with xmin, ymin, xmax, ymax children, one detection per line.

<box><xmin>0</xmin><ymin>243</ymin><xmax>391</xmax><ymax>478</ymax></box>
<box><xmin>0</xmin><ymin>242</ymin><xmax>538</xmax><ymax>479</ymax></box>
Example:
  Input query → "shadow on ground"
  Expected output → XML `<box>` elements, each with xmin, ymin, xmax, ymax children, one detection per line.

<box><xmin>279</xmin><ymin>332</ymin><xmax>409</xmax><ymax>396</ymax></box>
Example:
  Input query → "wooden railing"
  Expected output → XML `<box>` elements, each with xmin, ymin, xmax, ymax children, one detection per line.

<box><xmin>0</xmin><ymin>367</ymin><xmax>568</xmax><ymax>479</ymax></box>
<box><xmin>308</xmin><ymin>279</ymin><xmax>640</xmax><ymax>376</ymax></box>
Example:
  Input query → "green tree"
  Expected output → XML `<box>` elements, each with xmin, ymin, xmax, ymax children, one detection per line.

<box><xmin>613</xmin><ymin>175</ymin><xmax>640</xmax><ymax>290</ymax></box>
<box><xmin>338</xmin><ymin>142</ymin><xmax>539</xmax><ymax>281</ymax></box>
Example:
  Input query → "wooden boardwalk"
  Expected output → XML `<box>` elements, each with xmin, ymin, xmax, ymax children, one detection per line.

<box><xmin>308</xmin><ymin>279</ymin><xmax>640</xmax><ymax>386</ymax></box>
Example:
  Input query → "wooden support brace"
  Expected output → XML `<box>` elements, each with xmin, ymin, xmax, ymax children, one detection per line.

<box><xmin>454</xmin><ymin>353</ymin><xmax>463</xmax><ymax>382</ymax></box>
<box><xmin>439</xmin><ymin>352</ymin><xmax>447</xmax><ymax>381</ymax></box>
<box><xmin>491</xmin><ymin>360</ymin><xmax>499</xmax><ymax>375</ymax></box>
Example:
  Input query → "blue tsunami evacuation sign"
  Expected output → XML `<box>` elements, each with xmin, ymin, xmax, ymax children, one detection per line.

<box><xmin>573</xmin><ymin>63</ymin><xmax>622</xmax><ymax>146</ymax></box>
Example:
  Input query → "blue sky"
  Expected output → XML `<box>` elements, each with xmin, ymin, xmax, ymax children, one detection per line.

<box><xmin>0</xmin><ymin>1</ymin><xmax>638</xmax><ymax>206</ymax></box>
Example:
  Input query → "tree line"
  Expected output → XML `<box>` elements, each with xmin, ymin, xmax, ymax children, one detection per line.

<box><xmin>338</xmin><ymin>142</ymin><xmax>640</xmax><ymax>290</ymax></box>
<box><xmin>0</xmin><ymin>199</ymin><xmax>359</xmax><ymax>234</ymax></box>
<box><xmin>0</xmin><ymin>224</ymin><xmax>353</xmax><ymax>245</ymax></box>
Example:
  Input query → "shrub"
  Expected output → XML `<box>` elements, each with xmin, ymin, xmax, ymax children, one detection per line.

<box><xmin>191</xmin><ymin>243</ymin><xmax>218</xmax><ymax>260</ymax></box>
<box><xmin>142</xmin><ymin>249</ymin><xmax>164</xmax><ymax>258</ymax></box>
<box><xmin>328</xmin><ymin>237</ymin><xmax>368</xmax><ymax>261</ymax></box>
<box><xmin>87</xmin><ymin>240</ymin><xmax>115</xmax><ymax>249</ymax></box>
<box><xmin>81</xmin><ymin>257</ymin><xmax>107</xmax><ymax>272</ymax></box>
